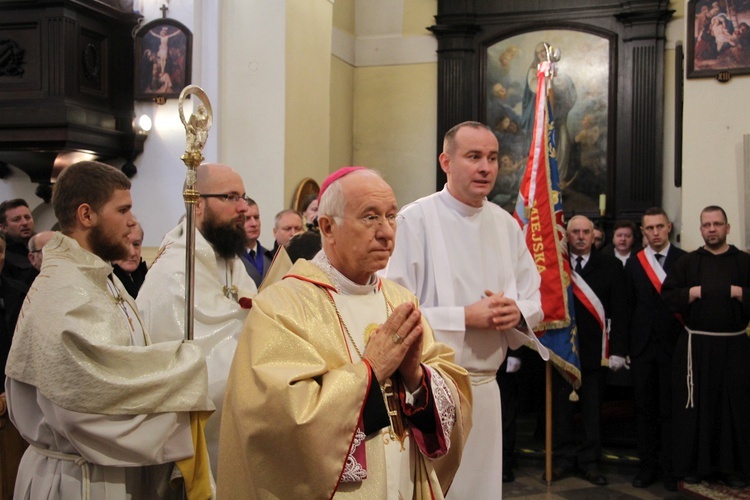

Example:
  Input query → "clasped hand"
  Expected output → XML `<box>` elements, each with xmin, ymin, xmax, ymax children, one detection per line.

<box><xmin>465</xmin><ymin>289</ymin><xmax>522</xmax><ymax>331</ymax></box>
<box><xmin>364</xmin><ymin>302</ymin><xmax>424</xmax><ymax>392</ymax></box>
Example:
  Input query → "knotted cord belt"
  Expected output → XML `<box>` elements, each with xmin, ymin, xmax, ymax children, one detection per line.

<box><xmin>31</xmin><ymin>445</ymin><xmax>91</xmax><ymax>500</ymax></box>
<box><xmin>684</xmin><ymin>327</ymin><xmax>745</xmax><ymax>409</ymax></box>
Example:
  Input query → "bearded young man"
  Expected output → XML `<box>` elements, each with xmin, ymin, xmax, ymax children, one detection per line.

<box><xmin>662</xmin><ymin>205</ymin><xmax>750</xmax><ymax>489</ymax></box>
<box><xmin>137</xmin><ymin>162</ymin><xmax>257</xmax><ymax>478</ymax></box>
<box><xmin>4</xmin><ymin>161</ymin><xmax>213</xmax><ymax>499</ymax></box>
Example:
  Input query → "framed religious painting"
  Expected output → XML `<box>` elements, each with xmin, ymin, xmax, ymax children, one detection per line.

<box><xmin>687</xmin><ymin>0</ymin><xmax>750</xmax><ymax>79</ymax></box>
<box><xmin>134</xmin><ymin>18</ymin><xmax>192</xmax><ymax>100</ymax></box>
<box><xmin>483</xmin><ymin>29</ymin><xmax>613</xmax><ymax>215</ymax></box>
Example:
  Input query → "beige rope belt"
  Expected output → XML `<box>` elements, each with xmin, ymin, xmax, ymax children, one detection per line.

<box><xmin>31</xmin><ymin>445</ymin><xmax>91</xmax><ymax>500</ymax></box>
<box><xmin>684</xmin><ymin>327</ymin><xmax>745</xmax><ymax>409</ymax></box>
<box><xmin>469</xmin><ymin>371</ymin><xmax>497</xmax><ymax>386</ymax></box>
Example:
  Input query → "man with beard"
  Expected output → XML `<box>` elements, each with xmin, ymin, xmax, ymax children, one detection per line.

<box><xmin>662</xmin><ymin>206</ymin><xmax>750</xmax><ymax>489</ymax></box>
<box><xmin>4</xmin><ymin>161</ymin><xmax>213</xmax><ymax>499</ymax></box>
<box><xmin>0</xmin><ymin>198</ymin><xmax>38</xmax><ymax>286</ymax></box>
<box><xmin>138</xmin><ymin>162</ymin><xmax>257</xmax><ymax>478</ymax></box>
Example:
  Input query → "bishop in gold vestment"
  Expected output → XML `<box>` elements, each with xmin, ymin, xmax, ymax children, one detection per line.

<box><xmin>218</xmin><ymin>168</ymin><xmax>472</xmax><ymax>499</ymax></box>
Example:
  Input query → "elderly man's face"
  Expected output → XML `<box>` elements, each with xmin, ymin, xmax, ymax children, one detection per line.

<box><xmin>323</xmin><ymin>174</ymin><xmax>398</xmax><ymax>285</ymax></box>
<box><xmin>567</xmin><ymin>216</ymin><xmax>594</xmax><ymax>256</ymax></box>
<box><xmin>28</xmin><ymin>231</ymin><xmax>55</xmax><ymax>271</ymax></box>
<box><xmin>113</xmin><ymin>226</ymin><xmax>144</xmax><ymax>273</ymax></box>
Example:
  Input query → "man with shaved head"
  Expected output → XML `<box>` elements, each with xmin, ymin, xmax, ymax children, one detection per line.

<box><xmin>138</xmin><ymin>163</ymin><xmax>258</xmax><ymax>478</ymax></box>
<box><xmin>27</xmin><ymin>230</ymin><xmax>55</xmax><ymax>271</ymax></box>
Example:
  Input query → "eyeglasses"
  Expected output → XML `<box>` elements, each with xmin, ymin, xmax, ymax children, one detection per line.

<box><xmin>200</xmin><ymin>193</ymin><xmax>251</xmax><ymax>205</ymax></box>
<box><xmin>340</xmin><ymin>214</ymin><xmax>399</xmax><ymax>229</ymax></box>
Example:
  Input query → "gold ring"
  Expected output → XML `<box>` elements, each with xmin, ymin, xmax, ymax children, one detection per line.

<box><xmin>392</xmin><ymin>333</ymin><xmax>402</xmax><ymax>344</ymax></box>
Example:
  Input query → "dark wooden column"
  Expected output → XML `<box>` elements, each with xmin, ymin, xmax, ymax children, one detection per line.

<box><xmin>615</xmin><ymin>6</ymin><xmax>673</xmax><ymax>218</ymax></box>
<box><xmin>429</xmin><ymin>23</ymin><xmax>481</xmax><ymax>188</ymax></box>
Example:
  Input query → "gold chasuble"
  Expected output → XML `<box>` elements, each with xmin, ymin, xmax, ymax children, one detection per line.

<box><xmin>217</xmin><ymin>259</ymin><xmax>472</xmax><ymax>499</ymax></box>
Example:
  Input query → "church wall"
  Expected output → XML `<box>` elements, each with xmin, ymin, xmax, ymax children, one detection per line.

<box><xmin>330</xmin><ymin>0</ymin><xmax>356</xmax><ymax>172</ymax></box>
<box><xmin>348</xmin><ymin>0</ymin><xmax>439</xmax><ymax>208</ymax></box>
<box><xmin>330</xmin><ymin>56</ymin><xmax>355</xmax><ymax>171</ymax></box>
<box><xmin>678</xmin><ymin>0</ymin><xmax>749</xmax><ymax>250</ymax></box>
<box><xmin>352</xmin><ymin>63</ymin><xmax>438</xmax><ymax>206</ymax></box>
<box><xmin>218</xmin><ymin>1</ymin><xmax>286</xmax><ymax>250</ymax></box>
<box><xmin>660</xmin><ymin>2</ymin><xmax>683</xmax><ymax>245</ymax></box>
<box><xmin>285</xmin><ymin>0</ymin><xmax>334</xmax><ymax>208</ymax></box>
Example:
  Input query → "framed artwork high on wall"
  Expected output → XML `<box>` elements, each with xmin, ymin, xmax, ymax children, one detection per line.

<box><xmin>687</xmin><ymin>0</ymin><xmax>750</xmax><ymax>78</ymax></box>
<box><xmin>134</xmin><ymin>18</ymin><xmax>192</xmax><ymax>100</ymax></box>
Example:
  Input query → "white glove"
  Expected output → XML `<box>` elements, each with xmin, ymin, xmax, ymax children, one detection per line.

<box><xmin>608</xmin><ymin>355</ymin><xmax>630</xmax><ymax>372</ymax></box>
<box><xmin>506</xmin><ymin>356</ymin><xmax>522</xmax><ymax>373</ymax></box>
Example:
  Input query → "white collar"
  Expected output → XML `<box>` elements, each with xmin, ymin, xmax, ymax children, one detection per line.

<box><xmin>312</xmin><ymin>251</ymin><xmax>379</xmax><ymax>295</ymax></box>
<box><xmin>571</xmin><ymin>252</ymin><xmax>591</xmax><ymax>266</ymax></box>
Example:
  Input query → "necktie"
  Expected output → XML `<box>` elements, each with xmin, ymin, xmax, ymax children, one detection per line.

<box><xmin>248</xmin><ymin>249</ymin><xmax>263</xmax><ymax>275</ymax></box>
<box><xmin>655</xmin><ymin>253</ymin><xmax>664</xmax><ymax>268</ymax></box>
<box><xmin>575</xmin><ymin>256</ymin><xmax>583</xmax><ymax>273</ymax></box>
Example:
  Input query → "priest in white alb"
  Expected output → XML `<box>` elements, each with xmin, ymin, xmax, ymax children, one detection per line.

<box><xmin>137</xmin><ymin>162</ymin><xmax>257</xmax><ymax>478</ymax></box>
<box><xmin>383</xmin><ymin>122</ymin><xmax>548</xmax><ymax>499</ymax></box>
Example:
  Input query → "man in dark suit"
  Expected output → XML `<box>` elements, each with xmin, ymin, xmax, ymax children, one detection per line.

<box><xmin>0</xmin><ymin>198</ymin><xmax>39</xmax><ymax>287</ymax></box>
<box><xmin>239</xmin><ymin>198</ymin><xmax>272</xmax><ymax>287</ymax></box>
<box><xmin>625</xmin><ymin>207</ymin><xmax>685</xmax><ymax>491</ymax></box>
<box><xmin>549</xmin><ymin>215</ymin><xmax>628</xmax><ymax>486</ymax></box>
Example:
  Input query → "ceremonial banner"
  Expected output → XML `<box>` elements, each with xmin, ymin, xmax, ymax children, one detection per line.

<box><xmin>514</xmin><ymin>60</ymin><xmax>581</xmax><ymax>388</ymax></box>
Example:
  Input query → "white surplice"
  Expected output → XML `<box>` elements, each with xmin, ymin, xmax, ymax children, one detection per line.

<box><xmin>4</xmin><ymin>232</ymin><xmax>212</xmax><ymax>500</ymax></box>
<box><xmin>137</xmin><ymin>221</ymin><xmax>257</xmax><ymax>477</ymax></box>
<box><xmin>6</xmin><ymin>380</ymin><xmax>192</xmax><ymax>499</ymax></box>
<box><xmin>383</xmin><ymin>187</ymin><xmax>547</xmax><ymax>499</ymax></box>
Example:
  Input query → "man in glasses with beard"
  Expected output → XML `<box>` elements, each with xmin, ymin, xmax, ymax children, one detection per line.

<box><xmin>138</xmin><ymin>162</ymin><xmax>257</xmax><ymax>479</ymax></box>
<box><xmin>5</xmin><ymin>161</ymin><xmax>212</xmax><ymax>499</ymax></box>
